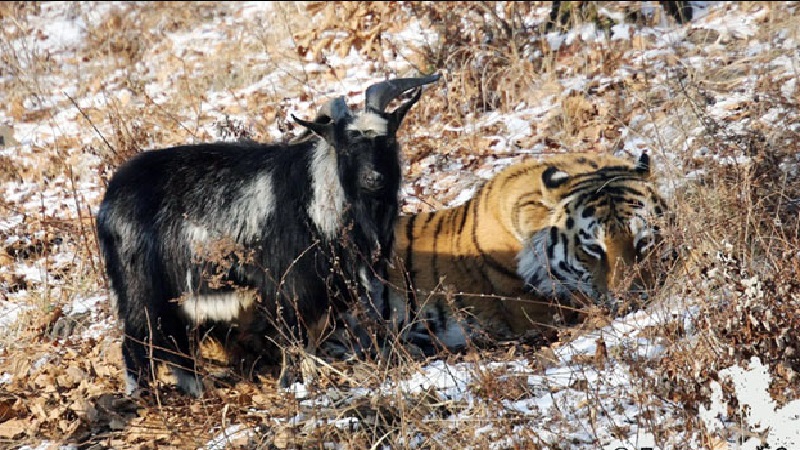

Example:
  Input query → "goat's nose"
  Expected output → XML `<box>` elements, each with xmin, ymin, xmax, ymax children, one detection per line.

<box><xmin>364</xmin><ymin>170</ymin><xmax>384</xmax><ymax>190</ymax></box>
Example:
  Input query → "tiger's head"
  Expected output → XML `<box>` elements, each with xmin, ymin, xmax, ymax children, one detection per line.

<box><xmin>517</xmin><ymin>152</ymin><xmax>670</xmax><ymax>308</ymax></box>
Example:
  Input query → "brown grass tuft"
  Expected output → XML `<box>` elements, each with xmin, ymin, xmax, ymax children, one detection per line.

<box><xmin>2</xmin><ymin>1</ymin><xmax>799</xmax><ymax>448</ymax></box>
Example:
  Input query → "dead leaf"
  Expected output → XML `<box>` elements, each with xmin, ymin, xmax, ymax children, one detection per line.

<box><xmin>0</xmin><ymin>418</ymin><xmax>27</xmax><ymax>439</ymax></box>
<box><xmin>0</xmin><ymin>398</ymin><xmax>16</xmax><ymax>422</ymax></box>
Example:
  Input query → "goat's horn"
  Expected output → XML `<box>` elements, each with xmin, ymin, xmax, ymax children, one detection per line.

<box><xmin>293</xmin><ymin>96</ymin><xmax>350</xmax><ymax>137</ymax></box>
<box><xmin>325</xmin><ymin>96</ymin><xmax>351</xmax><ymax>122</ymax></box>
<box><xmin>315</xmin><ymin>96</ymin><xmax>351</xmax><ymax>122</ymax></box>
<box><xmin>365</xmin><ymin>73</ymin><xmax>441</xmax><ymax>113</ymax></box>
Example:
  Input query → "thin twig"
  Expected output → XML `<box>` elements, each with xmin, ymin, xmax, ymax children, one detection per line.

<box><xmin>64</xmin><ymin>91</ymin><xmax>116</xmax><ymax>155</ymax></box>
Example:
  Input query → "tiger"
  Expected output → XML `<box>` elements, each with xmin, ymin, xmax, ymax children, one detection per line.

<box><xmin>386</xmin><ymin>152</ymin><xmax>671</xmax><ymax>353</ymax></box>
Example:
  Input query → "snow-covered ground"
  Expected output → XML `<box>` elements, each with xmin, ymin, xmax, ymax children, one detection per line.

<box><xmin>2</xmin><ymin>2</ymin><xmax>799</xmax><ymax>448</ymax></box>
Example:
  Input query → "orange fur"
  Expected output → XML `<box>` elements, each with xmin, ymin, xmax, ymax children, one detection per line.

<box><xmin>388</xmin><ymin>152</ymin><xmax>669</xmax><ymax>350</ymax></box>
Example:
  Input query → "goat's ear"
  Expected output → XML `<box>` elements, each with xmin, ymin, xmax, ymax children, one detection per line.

<box><xmin>388</xmin><ymin>87</ymin><xmax>423</xmax><ymax>130</ymax></box>
<box><xmin>293</xmin><ymin>115</ymin><xmax>334</xmax><ymax>141</ymax></box>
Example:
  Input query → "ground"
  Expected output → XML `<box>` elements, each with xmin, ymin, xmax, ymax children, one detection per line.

<box><xmin>1</xmin><ymin>2</ymin><xmax>799</xmax><ymax>449</ymax></box>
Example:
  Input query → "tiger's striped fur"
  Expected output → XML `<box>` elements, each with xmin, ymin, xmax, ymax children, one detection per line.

<box><xmin>388</xmin><ymin>152</ymin><xmax>669</xmax><ymax>352</ymax></box>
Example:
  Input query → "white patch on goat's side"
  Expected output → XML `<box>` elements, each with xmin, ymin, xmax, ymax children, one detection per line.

<box><xmin>125</xmin><ymin>373</ymin><xmax>139</xmax><ymax>396</ymax></box>
<box><xmin>184</xmin><ymin>223</ymin><xmax>214</xmax><ymax>262</ymax></box>
<box><xmin>309</xmin><ymin>141</ymin><xmax>345</xmax><ymax>238</ymax></box>
<box><xmin>229</xmin><ymin>175</ymin><xmax>275</xmax><ymax>242</ymax></box>
<box><xmin>349</xmin><ymin>112</ymin><xmax>388</xmax><ymax>136</ymax></box>
<box><xmin>181</xmin><ymin>291</ymin><xmax>255</xmax><ymax>323</ymax></box>
<box><xmin>185</xmin><ymin>224</ymin><xmax>210</xmax><ymax>245</ymax></box>
<box><xmin>182</xmin><ymin>177</ymin><xmax>274</xmax><ymax>247</ymax></box>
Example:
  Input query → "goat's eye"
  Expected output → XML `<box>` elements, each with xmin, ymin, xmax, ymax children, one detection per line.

<box><xmin>347</xmin><ymin>130</ymin><xmax>364</xmax><ymax>140</ymax></box>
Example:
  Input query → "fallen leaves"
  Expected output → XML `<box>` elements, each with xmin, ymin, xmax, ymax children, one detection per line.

<box><xmin>1</xmin><ymin>1</ymin><xmax>800</xmax><ymax>448</ymax></box>
<box><xmin>0</xmin><ymin>418</ymin><xmax>26</xmax><ymax>439</ymax></box>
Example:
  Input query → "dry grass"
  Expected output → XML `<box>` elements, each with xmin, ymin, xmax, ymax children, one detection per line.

<box><xmin>1</xmin><ymin>1</ymin><xmax>799</xmax><ymax>448</ymax></box>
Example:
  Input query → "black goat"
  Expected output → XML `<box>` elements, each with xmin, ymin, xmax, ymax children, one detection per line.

<box><xmin>96</xmin><ymin>74</ymin><xmax>440</xmax><ymax>396</ymax></box>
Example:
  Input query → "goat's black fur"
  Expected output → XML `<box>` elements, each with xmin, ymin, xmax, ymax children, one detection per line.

<box><xmin>97</xmin><ymin>75</ymin><xmax>440</xmax><ymax>396</ymax></box>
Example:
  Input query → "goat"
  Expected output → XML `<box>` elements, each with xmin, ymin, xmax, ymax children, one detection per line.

<box><xmin>96</xmin><ymin>74</ymin><xmax>441</xmax><ymax>397</ymax></box>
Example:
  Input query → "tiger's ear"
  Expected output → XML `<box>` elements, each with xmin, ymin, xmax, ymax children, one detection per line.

<box><xmin>635</xmin><ymin>152</ymin><xmax>650</xmax><ymax>174</ymax></box>
<box><xmin>542</xmin><ymin>166</ymin><xmax>570</xmax><ymax>189</ymax></box>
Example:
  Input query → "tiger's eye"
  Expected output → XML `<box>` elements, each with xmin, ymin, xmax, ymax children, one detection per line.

<box><xmin>635</xmin><ymin>236</ymin><xmax>653</xmax><ymax>255</ymax></box>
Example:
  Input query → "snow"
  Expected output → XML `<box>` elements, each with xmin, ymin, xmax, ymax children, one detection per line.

<box><xmin>0</xmin><ymin>299</ymin><xmax>26</xmax><ymax>329</ymax></box>
<box><xmin>205</xmin><ymin>424</ymin><xmax>252</xmax><ymax>450</ymax></box>
<box><xmin>702</xmin><ymin>357</ymin><xmax>800</xmax><ymax>449</ymax></box>
<box><xmin>1</xmin><ymin>1</ymin><xmax>798</xmax><ymax>448</ymax></box>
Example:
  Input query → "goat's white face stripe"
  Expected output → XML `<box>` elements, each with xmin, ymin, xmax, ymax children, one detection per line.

<box><xmin>181</xmin><ymin>291</ymin><xmax>256</xmax><ymax>322</ymax></box>
<box><xmin>349</xmin><ymin>112</ymin><xmax>388</xmax><ymax>136</ymax></box>
<box><xmin>309</xmin><ymin>141</ymin><xmax>345</xmax><ymax>238</ymax></box>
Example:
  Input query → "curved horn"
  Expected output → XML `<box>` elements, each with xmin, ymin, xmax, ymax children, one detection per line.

<box><xmin>315</xmin><ymin>96</ymin><xmax>351</xmax><ymax>123</ymax></box>
<box><xmin>292</xmin><ymin>97</ymin><xmax>350</xmax><ymax>138</ymax></box>
<box><xmin>365</xmin><ymin>73</ymin><xmax>441</xmax><ymax>113</ymax></box>
<box><xmin>326</xmin><ymin>96</ymin><xmax>351</xmax><ymax>122</ymax></box>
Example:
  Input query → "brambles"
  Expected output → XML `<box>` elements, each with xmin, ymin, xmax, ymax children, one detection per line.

<box><xmin>2</xmin><ymin>1</ymin><xmax>799</xmax><ymax>448</ymax></box>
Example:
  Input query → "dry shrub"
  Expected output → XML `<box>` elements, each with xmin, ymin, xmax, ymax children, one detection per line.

<box><xmin>4</xmin><ymin>1</ymin><xmax>800</xmax><ymax>448</ymax></box>
<box><xmin>295</xmin><ymin>2</ymin><xmax>410</xmax><ymax>64</ymax></box>
<box><xmin>295</xmin><ymin>2</ymin><xmax>543</xmax><ymax>113</ymax></box>
<box><xmin>648</xmin><ymin>72</ymin><xmax>800</xmax><ymax>435</ymax></box>
<box><xmin>83</xmin><ymin>2</ymin><xmax>224</xmax><ymax>64</ymax></box>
